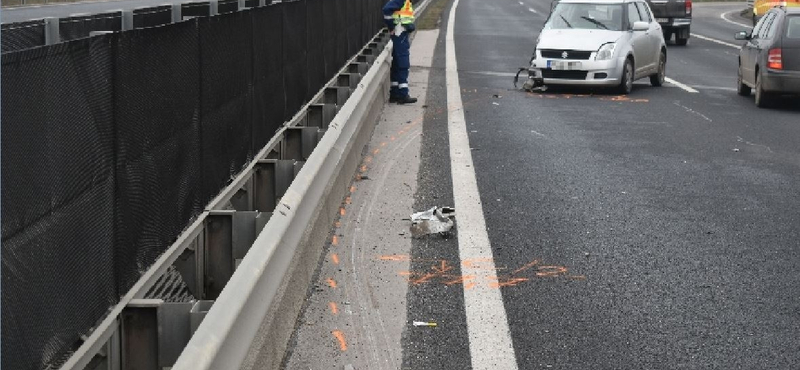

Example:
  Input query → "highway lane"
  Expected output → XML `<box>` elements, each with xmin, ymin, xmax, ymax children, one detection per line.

<box><xmin>405</xmin><ymin>0</ymin><xmax>800</xmax><ymax>368</ymax></box>
<box><xmin>280</xmin><ymin>1</ymin><xmax>799</xmax><ymax>368</ymax></box>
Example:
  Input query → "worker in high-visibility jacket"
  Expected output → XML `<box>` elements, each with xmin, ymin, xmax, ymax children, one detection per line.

<box><xmin>383</xmin><ymin>0</ymin><xmax>417</xmax><ymax>104</ymax></box>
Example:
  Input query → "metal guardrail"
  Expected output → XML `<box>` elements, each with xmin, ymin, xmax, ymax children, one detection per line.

<box><xmin>57</xmin><ymin>29</ymin><xmax>391</xmax><ymax>370</ymax></box>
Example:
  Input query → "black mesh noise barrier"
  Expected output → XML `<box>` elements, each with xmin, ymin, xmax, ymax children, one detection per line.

<box><xmin>198</xmin><ymin>11</ymin><xmax>255</xmax><ymax>204</ymax></box>
<box><xmin>306</xmin><ymin>0</ymin><xmax>326</xmax><ymax>100</ymax></box>
<box><xmin>251</xmin><ymin>4</ymin><xmax>285</xmax><ymax>153</ymax></box>
<box><xmin>1</xmin><ymin>35</ymin><xmax>118</xmax><ymax>370</ymax></box>
<box><xmin>282</xmin><ymin>0</ymin><xmax>308</xmax><ymax>120</ymax></box>
<box><xmin>59</xmin><ymin>12</ymin><xmax>122</xmax><ymax>41</ymax></box>
<box><xmin>113</xmin><ymin>20</ymin><xmax>205</xmax><ymax>293</ymax></box>
<box><xmin>1</xmin><ymin>1</ymin><xmax>387</xmax><ymax>368</ymax></box>
<box><xmin>133</xmin><ymin>5</ymin><xmax>174</xmax><ymax>28</ymax></box>
<box><xmin>1</xmin><ymin>20</ymin><xmax>46</xmax><ymax>53</ymax></box>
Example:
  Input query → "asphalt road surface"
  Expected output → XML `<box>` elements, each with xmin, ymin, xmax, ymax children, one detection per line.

<box><xmin>282</xmin><ymin>1</ymin><xmax>800</xmax><ymax>369</ymax></box>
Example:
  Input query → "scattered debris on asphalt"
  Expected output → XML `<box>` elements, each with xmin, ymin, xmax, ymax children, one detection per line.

<box><xmin>409</xmin><ymin>206</ymin><xmax>455</xmax><ymax>237</ymax></box>
<box><xmin>413</xmin><ymin>321</ymin><xmax>438</xmax><ymax>327</ymax></box>
<box><xmin>493</xmin><ymin>94</ymin><xmax>503</xmax><ymax>99</ymax></box>
<box><xmin>733</xmin><ymin>148</ymin><xmax>740</xmax><ymax>152</ymax></box>
<box><xmin>492</xmin><ymin>102</ymin><xmax>500</xmax><ymax>106</ymax></box>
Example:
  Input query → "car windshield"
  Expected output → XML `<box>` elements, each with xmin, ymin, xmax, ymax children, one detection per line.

<box><xmin>545</xmin><ymin>3</ymin><xmax>625</xmax><ymax>31</ymax></box>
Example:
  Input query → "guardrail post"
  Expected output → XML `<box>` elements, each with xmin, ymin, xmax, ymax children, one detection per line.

<box><xmin>323</xmin><ymin>87</ymin><xmax>350</xmax><ymax>108</ymax></box>
<box><xmin>122</xmin><ymin>299</ymin><xmax>162</xmax><ymax>370</ymax></box>
<box><xmin>205</xmin><ymin>211</ymin><xmax>235</xmax><ymax>299</ymax></box>
<box><xmin>157</xmin><ymin>302</ymin><xmax>194</xmax><ymax>367</ymax></box>
<box><xmin>44</xmin><ymin>17</ymin><xmax>61</xmax><ymax>45</ymax></box>
<box><xmin>238</xmin><ymin>0</ymin><xmax>246</xmax><ymax>9</ymax></box>
<box><xmin>171</xmin><ymin>4</ymin><xmax>182</xmax><ymax>23</ymax></box>
<box><xmin>254</xmin><ymin>159</ymin><xmax>296</xmax><ymax>213</ymax></box>
<box><xmin>308</xmin><ymin>104</ymin><xmax>336</xmax><ymax>129</ymax></box>
<box><xmin>228</xmin><ymin>178</ymin><xmax>255</xmax><ymax>211</ymax></box>
<box><xmin>337</xmin><ymin>73</ymin><xmax>359</xmax><ymax>92</ymax></box>
<box><xmin>190</xmin><ymin>300</ymin><xmax>214</xmax><ymax>333</ymax></box>
<box><xmin>121</xmin><ymin>10</ymin><xmax>134</xmax><ymax>30</ymax></box>
<box><xmin>348</xmin><ymin>62</ymin><xmax>369</xmax><ymax>76</ymax></box>
<box><xmin>210</xmin><ymin>0</ymin><xmax>219</xmax><ymax>15</ymax></box>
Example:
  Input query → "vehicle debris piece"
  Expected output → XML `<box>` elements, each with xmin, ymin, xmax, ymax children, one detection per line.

<box><xmin>409</xmin><ymin>206</ymin><xmax>456</xmax><ymax>237</ymax></box>
<box><xmin>413</xmin><ymin>321</ymin><xmax>438</xmax><ymax>327</ymax></box>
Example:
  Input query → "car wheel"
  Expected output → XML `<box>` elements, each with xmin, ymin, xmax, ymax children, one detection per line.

<box><xmin>737</xmin><ymin>66</ymin><xmax>751</xmax><ymax>96</ymax></box>
<box><xmin>675</xmin><ymin>36</ymin><xmax>688</xmax><ymax>46</ymax></box>
<box><xmin>755</xmin><ymin>73</ymin><xmax>771</xmax><ymax>108</ymax></box>
<box><xmin>650</xmin><ymin>52</ymin><xmax>666</xmax><ymax>87</ymax></box>
<box><xmin>618</xmin><ymin>58</ymin><xmax>634</xmax><ymax>94</ymax></box>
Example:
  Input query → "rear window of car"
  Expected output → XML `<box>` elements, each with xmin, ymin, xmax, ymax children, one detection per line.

<box><xmin>786</xmin><ymin>16</ymin><xmax>800</xmax><ymax>46</ymax></box>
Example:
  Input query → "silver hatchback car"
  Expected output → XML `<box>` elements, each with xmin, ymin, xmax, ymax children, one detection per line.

<box><xmin>527</xmin><ymin>0</ymin><xmax>668</xmax><ymax>94</ymax></box>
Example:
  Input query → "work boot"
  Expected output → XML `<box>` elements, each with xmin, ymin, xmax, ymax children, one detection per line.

<box><xmin>394</xmin><ymin>96</ymin><xmax>417</xmax><ymax>104</ymax></box>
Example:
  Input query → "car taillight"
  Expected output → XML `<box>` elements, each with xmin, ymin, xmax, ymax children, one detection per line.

<box><xmin>686</xmin><ymin>0</ymin><xmax>692</xmax><ymax>15</ymax></box>
<box><xmin>768</xmin><ymin>48</ymin><xmax>783</xmax><ymax>70</ymax></box>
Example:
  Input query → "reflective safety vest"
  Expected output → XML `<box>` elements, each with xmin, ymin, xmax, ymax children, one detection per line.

<box><xmin>392</xmin><ymin>0</ymin><xmax>415</xmax><ymax>24</ymax></box>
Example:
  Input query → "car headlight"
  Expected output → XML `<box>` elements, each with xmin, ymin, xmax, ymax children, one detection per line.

<box><xmin>595</xmin><ymin>42</ymin><xmax>616</xmax><ymax>61</ymax></box>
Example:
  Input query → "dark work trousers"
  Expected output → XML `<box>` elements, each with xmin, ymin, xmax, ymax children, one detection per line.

<box><xmin>390</xmin><ymin>30</ymin><xmax>411</xmax><ymax>98</ymax></box>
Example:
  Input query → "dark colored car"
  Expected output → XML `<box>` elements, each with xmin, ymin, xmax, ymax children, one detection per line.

<box><xmin>736</xmin><ymin>6</ymin><xmax>800</xmax><ymax>107</ymax></box>
<box><xmin>646</xmin><ymin>0</ymin><xmax>692</xmax><ymax>45</ymax></box>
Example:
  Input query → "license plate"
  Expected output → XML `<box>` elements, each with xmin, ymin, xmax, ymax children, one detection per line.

<box><xmin>547</xmin><ymin>60</ymin><xmax>582</xmax><ymax>70</ymax></box>
<box><xmin>656</xmin><ymin>17</ymin><xmax>669</xmax><ymax>23</ymax></box>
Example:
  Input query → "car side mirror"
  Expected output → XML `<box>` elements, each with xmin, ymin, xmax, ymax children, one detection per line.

<box><xmin>734</xmin><ymin>31</ymin><xmax>751</xmax><ymax>40</ymax></box>
<box><xmin>632</xmin><ymin>21</ymin><xmax>649</xmax><ymax>31</ymax></box>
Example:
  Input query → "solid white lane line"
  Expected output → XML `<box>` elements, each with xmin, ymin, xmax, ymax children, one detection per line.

<box><xmin>691</xmin><ymin>33</ymin><xmax>740</xmax><ymax>49</ymax></box>
<box><xmin>721</xmin><ymin>9</ymin><xmax>752</xmax><ymax>29</ymax></box>
<box><xmin>665</xmin><ymin>77</ymin><xmax>700</xmax><ymax>93</ymax></box>
<box><xmin>445</xmin><ymin>0</ymin><xmax>519</xmax><ymax>369</ymax></box>
<box><xmin>528</xmin><ymin>7</ymin><xmax>537</xmax><ymax>13</ymax></box>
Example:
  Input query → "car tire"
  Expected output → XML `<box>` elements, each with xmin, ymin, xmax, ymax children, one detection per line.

<box><xmin>618</xmin><ymin>58</ymin><xmax>634</xmax><ymax>94</ymax></box>
<box><xmin>675</xmin><ymin>36</ymin><xmax>688</xmax><ymax>46</ymax></box>
<box><xmin>755</xmin><ymin>73</ymin><xmax>771</xmax><ymax>108</ymax></box>
<box><xmin>663</xmin><ymin>30</ymin><xmax>672</xmax><ymax>42</ymax></box>
<box><xmin>650</xmin><ymin>52</ymin><xmax>666</xmax><ymax>87</ymax></box>
<box><xmin>737</xmin><ymin>66</ymin><xmax>751</xmax><ymax>96</ymax></box>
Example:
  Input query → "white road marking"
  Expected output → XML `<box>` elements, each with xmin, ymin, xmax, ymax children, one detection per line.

<box><xmin>528</xmin><ymin>7</ymin><xmax>537</xmax><ymax>13</ymax></box>
<box><xmin>674</xmin><ymin>101</ymin><xmax>713</xmax><ymax>122</ymax></box>
<box><xmin>445</xmin><ymin>0</ymin><xmax>519</xmax><ymax>368</ymax></box>
<box><xmin>721</xmin><ymin>9</ymin><xmax>752</xmax><ymax>29</ymax></box>
<box><xmin>691</xmin><ymin>33</ymin><xmax>740</xmax><ymax>49</ymax></box>
<box><xmin>665</xmin><ymin>77</ymin><xmax>700</xmax><ymax>93</ymax></box>
<box><xmin>518</xmin><ymin>1</ymin><xmax>524</xmax><ymax>4</ymax></box>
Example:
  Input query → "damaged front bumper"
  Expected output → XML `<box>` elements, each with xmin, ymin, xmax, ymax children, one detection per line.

<box><xmin>524</xmin><ymin>56</ymin><xmax>626</xmax><ymax>88</ymax></box>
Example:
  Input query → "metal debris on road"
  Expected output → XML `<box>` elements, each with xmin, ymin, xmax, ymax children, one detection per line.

<box><xmin>409</xmin><ymin>206</ymin><xmax>456</xmax><ymax>237</ymax></box>
<box><xmin>733</xmin><ymin>148</ymin><xmax>740</xmax><ymax>152</ymax></box>
<box><xmin>412</xmin><ymin>321</ymin><xmax>438</xmax><ymax>327</ymax></box>
<box><xmin>492</xmin><ymin>102</ymin><xmax>500</xmax><ymax>105</ymax></box>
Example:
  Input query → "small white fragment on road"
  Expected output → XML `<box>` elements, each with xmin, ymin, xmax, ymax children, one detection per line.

<box><xmin>409</xmin><ymin>207</ymin><xmax>455</xmax><ymax>237</ymax></box>
<box><xmin>492</xmin><ymin>102</ymin><xmax>500</xmax><ymax>106</ymax></box>
<box><xmin>733</xmin><ymin>148</ymin><xmax>740</xmax><ymax>152</ymax></box>
<box><xmin>413</xmin><ymin>321</ymin><xmax>438</xmax><ymax>327</ymax></box>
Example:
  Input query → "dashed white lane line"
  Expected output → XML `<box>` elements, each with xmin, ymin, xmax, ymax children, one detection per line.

<box><xmin>445</xmin><ymin>0</ymin><xmax>519</xmax><ymax>369</ymax></box>
<box><xmin>528</xmin><ymin>7</ymin><xmax>537</xmax><ymax>13</ymax></box>
<box><xmin>691</xmin><ymin>33</ymin><xmax>741</xmax><ymax>49</ymax></box>
<box><xmin>721</xmin><ymin>9</ymin><xmax>752</xmax><ymax>28</ymax></box>
<box><xmin>665</xmin><ymin>77</ymin><xmax>700</xmax><ymax>93</ymax></box>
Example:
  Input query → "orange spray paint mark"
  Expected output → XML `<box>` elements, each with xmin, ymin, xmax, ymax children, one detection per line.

<box><xmin>329</xmin><ymin>302</ymin><xmax>339</xmax><ymax>315</ymax></box>
<box><xmin>373</xmin><ymin>148</ymin><xmax>381</xmax><ymax>155</ymax></box>
<box><xmin>327</xmin><ymin>278</ymin><xmax>337</xmax><ymax>289</ymax></box>
<box><xmin>379</xmin><ymin>254</ymin><xmax>410</xmax><ymax>261</ymax></box>
<box><xmin>390</xmin><ymin>136</ymin><xmax>396</xmax><ymax>141</ymax></box>
<box><xmin>464</xmin><ymin>282</ymin><xmax>477</xmax><ymax>290</ymax></box>
<box><xmin>331</xmin><ymin>253</ymin><xmax>340</xmax><ymax>265</ymax></box>
<box><xmin>332</xmin><ymin>235</ymin><xmax>339</xmax><ymax>246</ymax></box>
<box><xmin>345</xmin><ymin>196</ymin><xmax>352</xmax><ymax>205</ymax></box>
<box><xmin>380</xmin><ymin>142</ymin><xmax>387</xmax><ymax>147</ymax></box>
<box><xmin>444</xmin><ymin>275</ymin><xmax>476</xmax><ymax>286</ymax></box>
<box><xmin>512</xmin><ymin>259</ymin><xmax>540</xmax><ymax>275</ymax></box>
<box><xmin>334</xmin><ymin>221</ymin><xmax>341</xmax><ymax>228</ymax></box>
<box><xmin>332</xmin><ymin>330</ymin><xmax>348</xmax><ymax>351</ymax></box>
<box><xmin>360</xmin><ymin>165</ymin><xmax>367</xmax><ymax>173</ymax></box>
<box><xmin>535</xmin><ymin>266</ymin><xmax>569</xmax><ymax>277</ymax></box>
<box><xmin>350</xmin><ymin>186</ymin><xmax>357</xmax><ymax>193</ymax></box>
<box><xmin>462</xmin><ymin>257</ymin><xmax>498</xmax><ymax>270</ymax></box>
<box><xmin>339</xmin><ymin>207</ymin><xmax>346</xmax><ymax>216</ymax></box>
<box><xmin>488</xmin><ymin>277</ymin><xmax>529</xmax><ymax>288</ymax></box>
